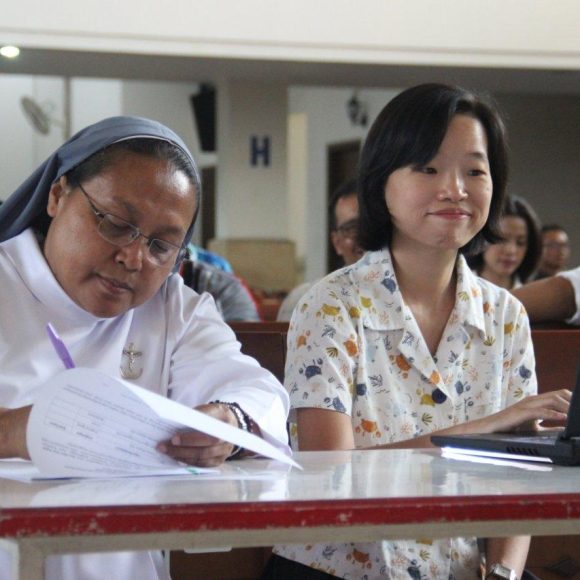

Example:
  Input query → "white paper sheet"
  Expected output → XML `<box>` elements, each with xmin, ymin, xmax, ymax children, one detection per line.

<box><xmin>25</xmin><ymin>368</ymin><xmax>299</xmax><ymax>479</ymax></box>
<box><xmin>0</xmin><ymin>459</ymin><xmax>216</xmax><ymax>482</ymax></box>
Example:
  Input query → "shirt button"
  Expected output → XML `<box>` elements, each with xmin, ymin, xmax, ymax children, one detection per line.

<box><xmin>432</xmin><ymin>388</ymin><xmax>447</xmax><ymax>404</ymax></box>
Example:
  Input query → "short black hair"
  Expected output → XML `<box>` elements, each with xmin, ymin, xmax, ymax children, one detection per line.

<box><xmin>328</xmin><ymin>178</ymin><xmax>358</xmax><ymax>231</ymax></box>
<box><xmin>358</xmin><ymin>83</ymin><xmax>509</xmax><ymax>255</ymax></box>
<box><xmin>541</xmin><ymin>223</ymin><xmax>567</xmax><ymax>235</ymax></box>
<box><xmin>469</xmin><ymin>194</ymin><xmax>542</xmax><ymax>283</ymax></box>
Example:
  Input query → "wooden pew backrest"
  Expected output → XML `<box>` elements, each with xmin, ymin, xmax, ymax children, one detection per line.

<box><xmin>531</xmin><ymin>329</ymin><xmax>580</xmax><ymax>393</ymax></box>
<box><xmin>229</xmin><ymin>326</ymin><xmax>580</xmax><ymax>394</ymax></box>
<box><xmin>233</xmin><ymin>329</ymin><xmax>287</xmax><ymax>384</ymax></box>
<box><xmin>229</xmin><ymin>321</ymin><xmax>290</xmax><ymax>333</ymax></box>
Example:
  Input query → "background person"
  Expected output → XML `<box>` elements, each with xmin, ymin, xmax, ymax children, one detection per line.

<box><xmin>187</xmin><ymin>242</ymin><xmax>234</xmax><ymax>272</ymax></box>
<box><xmin>468</xmin><ymin>194</ymin><xmax>542</xmax><ymax>289</ymax></box>
<box><xmin>183</xmin><ymin>243</ymin><xmax>262</xmax><ymax>321</ymax></box>
<box><xmin>277</xmin><ymin>179</ymin><xmax>363</xmax><ymax>321</ymax></box>
<box><xmin>0</xmin><ymin>116</ymin><xmax>289</xmax><ymax>580</ymax></box>
<box><xmin>266</xmin><ymin>84</ymin><xmax>570</xmax><ymax>580</ymax></box>
<box><xmin>513</xmin><ymin>266</ymin><xmax>580</xmax><ymax>325</ymax></box>
<box><xmin>536</xmin><ymin>224</ymin><xmax>572</xmax><ymax>279</ymax></box>
<box><xmin>180</xmin><ymin>253</ymin><xmax>261</xmax><ymax>321</ymax></box>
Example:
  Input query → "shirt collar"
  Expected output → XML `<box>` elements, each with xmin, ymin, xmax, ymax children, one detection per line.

<box><xmin>454</xmin><ymin>254</ymin><xmax>487</xmax><ymax>335</ymax></box>
<box><xmin>352</xmin><ymin>248</ymin><xmax>407</xmax><ymax>331</ymax></box>
<box><xmin>354</xmin><ymin>248</ymin><xmax>486</xmax><ymax>336</ymax></box>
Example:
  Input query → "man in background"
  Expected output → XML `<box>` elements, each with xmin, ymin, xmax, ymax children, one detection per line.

<box><xmin>181</xmin><ymin>253</ymin><xmax>261</xmax><ymax>321</ymax></box>
<box><xmin>277</xmin><ymin>179</ymin><xmax>362</xmax><ymax>321</ymax></box>
<box><xmin>513</xmin><ymin>267</ymin><xmax>579</xmax><ymax>325</ymax></box>
<box><xmin>536</xmin><ymin>224</ymin><xmax>571</xmax><ymax>279</ymax></box>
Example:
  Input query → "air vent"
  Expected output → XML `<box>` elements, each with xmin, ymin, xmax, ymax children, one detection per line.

<box><xmin>506</xmin><ymin>446</ymin><xmax>541</xmax><ymax>456</ymax></box>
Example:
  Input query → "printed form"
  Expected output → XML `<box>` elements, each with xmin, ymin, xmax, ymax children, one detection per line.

<box><xmin>14</xmin><ymin>368</ymin><xmax>298</xmax><ymax>480</ymax></box>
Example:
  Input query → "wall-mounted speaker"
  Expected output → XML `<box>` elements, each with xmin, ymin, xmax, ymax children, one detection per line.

<box><xmin>191</xmin><ymin>84</ymin><xmax>216</xmax><ymax>153</ymax></box>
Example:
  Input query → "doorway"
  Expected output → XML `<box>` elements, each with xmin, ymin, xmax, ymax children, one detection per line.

<box><xmin>326</xmin><ymin>140</ymin><xmax>361</xmax><ymax>272</ymax></box>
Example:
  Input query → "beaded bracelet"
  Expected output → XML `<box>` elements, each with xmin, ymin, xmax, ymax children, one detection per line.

<box><xmin>210</xmin><ymin>400</ymin><xmax>252</xmax><ymax>459</ymax></box>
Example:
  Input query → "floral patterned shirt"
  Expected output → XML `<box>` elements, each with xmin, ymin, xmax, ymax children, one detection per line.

<box><xmin>274</xmin><ymin>248</ymin><xmax>536</xmax><ymax>579</ymax></box>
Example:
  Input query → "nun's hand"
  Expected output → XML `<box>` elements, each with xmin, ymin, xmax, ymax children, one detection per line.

<box><xmin>156</xmin><ymin>403</ymin><xmax>239</xmax><ymax>467</ymax></box>
<box><xmin>0</xmin><ymin>405</ymin><xmax>32</xmax><ymax>460</ymax></box>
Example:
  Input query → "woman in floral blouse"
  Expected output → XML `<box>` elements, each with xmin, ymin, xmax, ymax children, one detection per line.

<box><xmin>266</xmin><ymin>84</ymin><xmax>571</xmax><ymax>580</ymax></box>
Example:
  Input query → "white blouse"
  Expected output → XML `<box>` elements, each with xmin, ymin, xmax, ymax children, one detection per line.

<box><xmin>275</xmin><ymin>248</ymin><xmax>536</xmax><ymax>579</ymax></box>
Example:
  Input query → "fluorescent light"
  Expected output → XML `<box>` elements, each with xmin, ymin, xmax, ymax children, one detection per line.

<box><xmin>0</xmin><ymin>46</ymin><xmax>20</xmax><ymax>58</ymax></box>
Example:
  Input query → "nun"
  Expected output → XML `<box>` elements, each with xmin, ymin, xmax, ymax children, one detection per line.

<box><xmin>0</xmin><ymin>116</ymin><xmax>289</xmax><ymax>580</ymax></box>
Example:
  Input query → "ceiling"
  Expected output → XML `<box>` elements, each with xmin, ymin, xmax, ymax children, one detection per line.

<box><xmin>2</xmin><ymin>47</ymin><xmax>580</xmax><ymax>96</ymax></box>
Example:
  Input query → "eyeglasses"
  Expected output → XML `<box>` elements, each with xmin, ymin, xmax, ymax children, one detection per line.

<box><xmin>77</xmin><ymin>183</ymin><xmax>185</xmax><ymax>267</ymax></box>
<box><xmin>334</xmin><ymin>219</ymin><xmax>359</xmax><ymax>239</ymax></box>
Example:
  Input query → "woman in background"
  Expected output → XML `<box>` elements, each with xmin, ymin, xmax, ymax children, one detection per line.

<box><xmin>469</xmin><ymin>194</ymin><xmax>542</xmax><ymax>289</ymax></box>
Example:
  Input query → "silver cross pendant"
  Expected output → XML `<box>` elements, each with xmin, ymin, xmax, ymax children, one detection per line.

<box><xmin>120</xmin><ymin>342</ymin><xmax>143</xmax><ymax>379</ymax></box>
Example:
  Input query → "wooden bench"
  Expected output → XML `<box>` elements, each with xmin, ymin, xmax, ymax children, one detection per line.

<box><xmin>528</xmin><ymin>326</ymin><xmax>580</xmax><ymax>580</ymax></box>
<box><xmin>531</xmin><ymin>327</ymin><xmax>580</xmax><ymax>394</ymax></box>
<box><xmin>229</xmin><ymin>323</ymin><xmax>580</xmax><ymax>395</ymax></box>
<box><xmin>229</xmin><ymin>321</ymin><xmax>289</xmax><ymax>334</ymax></box>
<box><xmin>231</xmin><ymin>327</ymin><xmax>288</xmax><ymax>384</ymax></box>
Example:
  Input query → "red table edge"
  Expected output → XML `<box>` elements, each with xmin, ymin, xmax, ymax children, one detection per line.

<box><xmin>2</xmin><ymin>493</ymin><xmax>580</xmax><ymax>537</ymax></box>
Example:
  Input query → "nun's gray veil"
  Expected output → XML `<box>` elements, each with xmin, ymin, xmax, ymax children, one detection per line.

<box><xmin>0</xmin><ymin>116</ymin><xmax>201</xmax><ymax>251</ymax></box>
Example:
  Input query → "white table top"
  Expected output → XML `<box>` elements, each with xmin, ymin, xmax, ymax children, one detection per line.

<box><xmin>1</xmin><ymin>447</ymin><xmax>580</xmax><ymax>579</ymax></box>
<box><xmin>2</xmin><ymin>448</ymin><xmax>580</xmax><ymax>510</ymax></box>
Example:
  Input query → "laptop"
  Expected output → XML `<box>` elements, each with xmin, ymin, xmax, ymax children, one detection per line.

<box><xmin>431</xmin><ymin>365</ymin><xmax>580</xmax><ymax>466</ymax></box>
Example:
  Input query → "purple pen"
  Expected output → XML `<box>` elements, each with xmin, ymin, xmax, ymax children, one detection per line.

<box><xmin>46</xmin><ymin>323</ymin><xmax>76</xmax><ymax>370</ymax></box>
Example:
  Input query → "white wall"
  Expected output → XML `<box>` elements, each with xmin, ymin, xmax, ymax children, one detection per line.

<box><xmin>0</xmin><ymin>76</ymin><xmax>37</xmax><ymax>198</ymax></box>
<box><xmin>3</xmin><ymin>0</ymin><xmax>580</xmax><ymax>70</ymax></box>
<box><xmin>288</xmin><ymin>86</ymin><xmax>400</xmax><ymax>281</ymax></box>
<box><xmin>216</xmin><ymin>80</ymin><xmax>288</xmax><ymax>239</ymax></box>
<box><xmin>0</xmin><ymin>76</ymin><xmax>65</xmax><ymax>198</ymax></box>
<box><xmin>120</xmin><ymin>79</ymin><xmax>217</xmax><ymax>169</ymax></box>
<box><xmin>70</xmin><ymin>79</ymin><xmax>122</xmax><ymax>132</ymax></box>
<box><xmin>287</xmin><ymin>112</ymin><xmax>308</xmax><ymax>281</ymax></box>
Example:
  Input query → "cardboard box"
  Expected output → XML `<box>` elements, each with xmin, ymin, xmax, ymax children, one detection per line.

<box><xmin>208</xmin><ymin>238</ymin><xmax>296</xmax><ymax>292</ymax></box>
